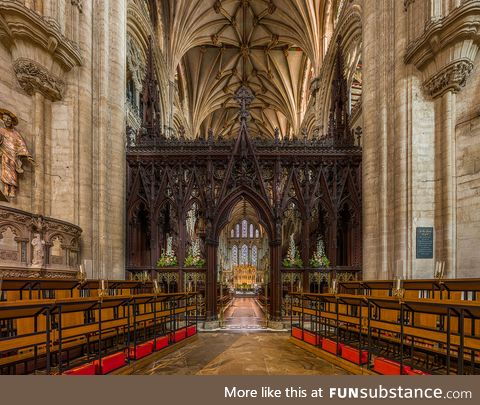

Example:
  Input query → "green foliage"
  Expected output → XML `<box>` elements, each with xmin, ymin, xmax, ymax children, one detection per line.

<box><xmin>184</xmin><ymin>254</ymin><xmax>206</xmax><ymax>268</ymax></box>
<box><xmin>156</xmin><ymin>249</ymin><xmax>177</xmax><ymax>268</ymax></box>
<box><xmin>282</xmin><ymin>252</ymin><xmax>304</xmax><ymax>268</ymax></box>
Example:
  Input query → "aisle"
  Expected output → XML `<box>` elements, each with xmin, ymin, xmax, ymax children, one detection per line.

<box><xmin>223</xmin><ymin>297</ymin><xmax>265</xmax><ymax>330</ymax></box>
<box><xmin>132</xmin><ymin>332</ymin><xmax>350</xmax><ymax>375</ymax></box>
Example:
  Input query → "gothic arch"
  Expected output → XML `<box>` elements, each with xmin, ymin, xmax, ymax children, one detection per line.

<box><xmin>213</xmin><ymin>187</ymin><xmax>274</xmax><ymax>243</ymax></box>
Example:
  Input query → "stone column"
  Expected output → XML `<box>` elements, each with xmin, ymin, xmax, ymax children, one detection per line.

<box><xmin>433</xmin><ymin>90</ymin><xmax>457</xmax><ymax>278</ymax></box>
<box><xmin>32</xmin><ymin>92</ymin><xmax>46</xmax><ymax>215</ymax></box>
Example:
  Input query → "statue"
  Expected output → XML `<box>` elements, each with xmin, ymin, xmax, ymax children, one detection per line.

<box><xmin>0</xmin><ymin>109</ymin><xmax>34</xmax><ymax>198</ymax></box>
<box><xmin>31</xmin><ymin>233</ymin><xmax>45</xmax><ymax>268</ymax></box>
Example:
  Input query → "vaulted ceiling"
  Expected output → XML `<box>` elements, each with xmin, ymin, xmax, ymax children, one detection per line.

<box><xmin>163</xmin><ymin>0</ymin><xmax>342</xmax><ymax>139</ymax></box>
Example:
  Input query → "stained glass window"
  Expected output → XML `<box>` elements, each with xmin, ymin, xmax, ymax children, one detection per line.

<box><xmin>251</xmin><ymin>245</ymin><xmax>257</xmax><ymax>266</ymax></box>
<box><xmin>230</xmin><ymin>229</ymin><xmax>234</xmax><ymax>238</ymax></box>
<box><xmin>235</xmin><ymin>224</ymin><xmax>240</xmax><ymax>238</ymax></box>
<box><xmin>255</xmin><ymin>228</ymin><xmax>259</xmax><ymax>238</ymax></box>
<box><xmin>231</xmin><ymin>245</ymin><xmax>238</xmax><ymax>266</ymax></box>
<box><xmin>242</xmin><ymin>220</ymin><xmax>247</xmax><ymax>238</ymax></box>
<box><xmin>240</xmin><ymin>244</ymin><xmax>248</xmax><ymax>265</ymax></box>
<box><xmin>249</xmin><ymin>224</ymin><xmax>254</xmax><ymax>238</ymax></box>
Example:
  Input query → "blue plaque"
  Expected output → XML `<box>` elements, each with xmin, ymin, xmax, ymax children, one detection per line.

<box><xmin>416</xmin><ymin>227</ymin><xmax>434</xmax><ymax>259</ymax></box>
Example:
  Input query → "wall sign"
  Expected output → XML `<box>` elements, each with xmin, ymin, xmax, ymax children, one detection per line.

<box><xmin>416</xmin><ymin>227</ymin><xmax>434</xmax><ymax>259</ymax></box>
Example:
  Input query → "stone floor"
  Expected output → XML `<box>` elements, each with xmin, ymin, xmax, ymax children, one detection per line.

<box><xmin>132</xmin><ymin>298</ymin><xmax>349</xmax><ymax>375</ymax></box>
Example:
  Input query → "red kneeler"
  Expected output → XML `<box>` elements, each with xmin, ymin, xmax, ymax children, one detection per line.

<box><xmin>151</xmin><ymin>336</ymin><xmax>169</xmax><ymax>351</ymax></box>
<box><xmin>406</xmin><ymin>368</ymin><xmax>431</xmax><ymax>376</ymax></box>
<box><xmin>341</xmin><ymin>345</ymin><xmax>368</xmax><ymax>365</ymax></box>
<box><xmin>129</xmin><ymin>341</ymin><xmax>154</xmax><ymax>360</ymax></box>
<box><xmin>171</xmin><ymin>328</ymin><xmax>187</xmax><ymax>343</ymax></box>
<box><xmin>322</xmin><ymin>338</ymin><xmax>343</xmax><ymax>355</ymax></box>
<box><xmin>374</xmin><ymin>357</ymin><xmax>411</xmax><ymax>375</ymax></box>
<box><xmin>187</xmin><ymin>325</ymin><xmax>197</xmax><ymax>337</ymax></box>
<box><xmin>292</xmin><ymin>327</ymin><xmax>303</xmax><ymax>340</ymax></box>
<box><xmin>95</xmin><ymin>352</ymin><xmax>127</xmax><ymax>374</ymax></box>
<box><xmin>63</xmin><ymin>362</ymin><xmax>96</xmax><ymax>375</ymax></box>
<box><xmin>303</xmin><ymin>330</ymin><xmax>322</xmax><ymax>346</ymax></box>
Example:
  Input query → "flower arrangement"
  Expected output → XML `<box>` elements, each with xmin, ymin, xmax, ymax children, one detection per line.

<box><xmin>310</xmin><ymin>238</ymin><xmax>330</xmax><ymax>268</ymax></box>
<box><xmin>156</xmin><ymin>236</ymin><xmax>178</xmax><ymax>267</ymax></box>
<box><xmin>184</xmin><ymin>237</ymin><xmax>205</xmax><ymax>267</ymax></box>
<box><xmin>283</xmin><ymin>234</ymin><xmax>303</xmax><ymax>268</ymax></box>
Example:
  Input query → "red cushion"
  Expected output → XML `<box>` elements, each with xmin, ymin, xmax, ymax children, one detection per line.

<box><xmin>303</xmin><ymin>330</ymin><xmax>322</xmax><ymax>346</ymax></box>
<box><xmin>292</xmin><ymin>327</ymin><xmax>303</xmax><ymax>340</ymax></box>
<box><xmin>187</xmin><ymin>325</ymin><xmax>197</xmax><ymax>337</ymax></box>
<box><xmin>151</xmin><ymin>336</ymin><xmax>169</xmax><ymax>351</ymax></box>
<box><xmin>63</xmin><ymin>362</ymin><xmax>96</xmax><ymax>375</ymax></box>
<box><xmin>374</xmin><ymin>357</ymin><xmax>411</xmax><ymax>375</ymax></box>
<box><xmin>406</xmin><ymin>368</ymin><xmax>431</xmax><ymax>376</ymax></box>
<box><xmin>95</xmin><ymin>352</ymin><xmax>127</xmax><ymax>374</ymax></box>
<box><xmin>171</xmin><ymin>328</ymin><xmax>187</xmax><ymax>343</ymax></box>
<box><xmin>129</xmin><ymin>341</ymin><xmax>153</xmax><ymax>360</ymax></box>
<box><xmin>341</xmin><ymin>345</ymin><xmax>368</xmax><ymax>365</ymax></box>
<box><xmin>322</xmin><ymin>338</ymin><xmax>343</xmax><ymax>355</ymax></box>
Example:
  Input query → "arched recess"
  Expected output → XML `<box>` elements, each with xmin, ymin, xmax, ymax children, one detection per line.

<box><xmin>154</xmin><ymin>198</ymin><xmax>179</xmax><ymax>266</ymax></box>
<box><xmin>309</xmin><ymin>196</ymin><xmax>335</xmax><ymax>263</ymax></box>
<box><xmin>214</xmin><ymin>188</ymin><xmax>274</xmax><ymax>242</ymax></box>
<box><xmin>281</xmin><ymin>199</ymin><xmax>303</xmax><ymax>259</ymax></box>
<box><xmin>127</xmin><ymin>200</ymin><xmax>151</xmax><ymax>267</ymax></box>
<box><xmin>336</xmin><ymin>200</ymin><xmax>357</xmax><ymax>267</ymax></box>
<box><xmin>182</xmin><ymin>197</ymin><xmax>206</xmax><ymax>265</ymax></box>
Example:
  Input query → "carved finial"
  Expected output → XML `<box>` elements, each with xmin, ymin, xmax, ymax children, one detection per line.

<box><xmin>274</xmin><ymin>127</ymin><xmax>280</xmax><ymax>144</ymax></box>
<box><xmin>234</xmin><ymin>86</ymin><xmax>254</xmax><ymax>122</ymax></box>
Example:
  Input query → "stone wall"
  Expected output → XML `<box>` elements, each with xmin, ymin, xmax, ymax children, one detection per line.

<box><xmin>359</xmin><ymin>0</ymin><xmax>480</xmax><ymax>279</ymax></box>
<box><xmin>0</xmin><ymin>0</ymin><xmax>126</xmax><ymax>279</ymax></box>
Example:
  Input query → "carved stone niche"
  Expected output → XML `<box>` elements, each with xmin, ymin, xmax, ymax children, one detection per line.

<box><xmin>404</xmin><ymin>1</ymin><xmax>480</xmax><ymax>99</ymax></box>
<box><xmin>0</xmin><ymin>1</ymin><xmax>82</xmax><ymax>101</ymax></box>
<box><xmin>0</xmin><ymin>205</ymin><xmax>82</xmax><ymax>277</ymax></box>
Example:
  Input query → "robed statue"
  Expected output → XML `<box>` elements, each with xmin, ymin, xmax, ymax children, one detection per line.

<box><xmin>0</xmin><ymin>109</ymin><xmax>34</xmax><ymax>198</ymax></box>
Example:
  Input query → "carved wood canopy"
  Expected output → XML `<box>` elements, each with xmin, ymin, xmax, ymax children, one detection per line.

<box><xmin>126</xmin><ymin>34</ymin><xmax>362</xmax><ymax>318</ymax></box>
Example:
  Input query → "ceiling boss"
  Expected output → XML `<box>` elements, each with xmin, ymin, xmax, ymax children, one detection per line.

<box><xmin>0</xmin><ymin>109</ymin><xmax>35</xmax><ymax>199</ymax></box>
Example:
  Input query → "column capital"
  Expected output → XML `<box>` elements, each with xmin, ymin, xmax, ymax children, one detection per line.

<box><xmin>424</xmin><ymin>59</ymin><xmax>474</xmax><ymax>99</ymax></box>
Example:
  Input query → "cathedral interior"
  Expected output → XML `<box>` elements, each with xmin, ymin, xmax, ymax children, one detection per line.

<box><xmin>0</xmin><ymin>0</ymin><xmax>479</xmax><ymax>376</ymax></box>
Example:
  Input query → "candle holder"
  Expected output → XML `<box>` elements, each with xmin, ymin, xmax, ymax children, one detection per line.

<box><xmin>98</xmin><ymin>279</ymin><xmax>108</xmax><ymax>297</ymax></box>
<box><xmin>77</xmin><ymin>265</ymin><xmax>87</xmax><ymax>283</ymax></box>
<box><xmin>329</xmin><ymin>278</ymin><xmax>338</xmax><ymax>294</ymax></box>
<box><xmin>392</xmin><ymin>278</ymin><xmax>405</xmax><ymax>299</ymax></box>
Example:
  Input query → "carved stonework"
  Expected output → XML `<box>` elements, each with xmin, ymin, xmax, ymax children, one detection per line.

<box><xmin>127</xmin><ymin>36</ymin><xmax>146</xmax><ymax>91</ymax></box>
<box><xmin>405</xmin><ymin>1</ymin><xmax>480</xmax><ymax>99</ymax></box>
<box><xmin>404</xmin><ymin>0</ymin><xmax>415</xmax><ymax>11</ymax></box>
<box><xmin>423</xmin><ymin>59</ymin><xmax>474</xmax><ymax>98</ymax></box>
<box><xmin>0</xmin><ymin>205</ymin><xmax>82</xmax><ymax>273</ymax></box>
<box><xmin>0</xmin><ymin>0</ymin><xmax>82</xmax><ymax>102</ymax></box>
<box><xmin>13</xmin><ymin>58</ymin><xmax>65</xmax><ymax>102</ymax></box>
<box><xmin>71</xmin><ymin>0</ymin><xmax>84</xmax><ymax>13</ymax></box>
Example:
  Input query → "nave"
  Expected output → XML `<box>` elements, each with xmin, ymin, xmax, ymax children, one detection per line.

<box><xmin>223</xmin><ymin>298</ymin><xmax>265</xmax><ymax>330</ymax></box>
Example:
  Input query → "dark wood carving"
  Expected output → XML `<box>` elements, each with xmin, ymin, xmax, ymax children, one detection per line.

<box><xmin>126</xmin><ymin>41</ymin><xmax>362</xmax><ymax>321</ymax></box>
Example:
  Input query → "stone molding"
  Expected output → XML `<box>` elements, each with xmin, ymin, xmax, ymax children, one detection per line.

<box><xmin>71</xmin><ymin>0</ymin><xmax>83</xmax><ymax>13</ymax></box>
<box><xmin>404</xmin><ymin>1</ymin><xmax>480</xmax><ymax>98</ymax></box>
<box><xmin>13</xmin><ymin>57</ymin><xmax>65</xmax><ymax>101</ymax></box>
<box><xmin>423</xmin><ymin>58</ymin><xmax>474</xmax><ymax>98</ymax></box>
<box><xmin>0</xmin><ymin>0</ymin><xmax>82</xmax><ymax>101</ymax></box>
<box><xmin>0</xmin><ymin>205</ymin><xmax>82</xmax><ymax>272</ymax></box>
